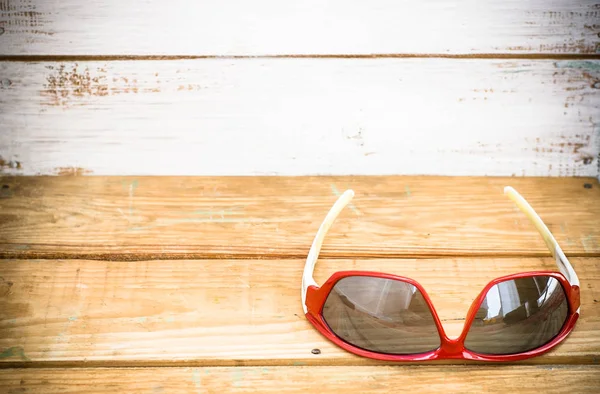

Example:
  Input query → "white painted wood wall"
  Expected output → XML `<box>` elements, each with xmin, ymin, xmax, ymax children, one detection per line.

<box><xmin>0</xmin><ymin>0</ymin><xmax>599</xmax><ymax>177</ymax></box>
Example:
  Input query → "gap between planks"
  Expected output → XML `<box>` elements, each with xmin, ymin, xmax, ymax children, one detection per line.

<box><xmin>1</xmin><ymin>54</ymin><xmax>600</xmax><ymax>62</ymax></box>
<box><xmin>0</xmin><ymin>359</ymin><xmax>599</xmax><ymax>369</ymax></box>
<box><xmin>2</xmin><ymin>251</ymin><xmax>600</xmax><ymax>262</ymax></box>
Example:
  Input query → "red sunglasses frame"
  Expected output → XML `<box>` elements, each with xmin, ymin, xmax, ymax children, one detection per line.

<box><xmin>302</xmin><ymin>187</ymin><xmax>581</xmax><ymax>362</ymax></box>
<box><xmin>305</xmin><ymin>270</ymin><xmax>580</xmax><ymax>361</ymax></box>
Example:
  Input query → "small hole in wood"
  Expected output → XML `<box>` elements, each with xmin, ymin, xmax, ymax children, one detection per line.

<box><xmin>6</xmin><ymin>160</ymin><xmax>21</xmax><ymax>169</ymax></box>
<box><xmin>0</xmin><ymin>27</ymin><xmax>4</xmax><ymax>36</ymax></box>
<box><xmin>583</xmin><ymin>183</ymin><xmax>593</xmax><ymax>189</ymax></box>
<box><xmin>1</xmin><ymin>185</ymin><xmax>9</xmax><ymax>189</ymax></box>
<box><xmin>593</xmin><ymin>81</ymin><xmax>600</xmax><ymax>89</ymax></box>
<box><xmin>311</xmin><ymin>348</ymin><xmax>321</xmax><ymax>355</ymax></box>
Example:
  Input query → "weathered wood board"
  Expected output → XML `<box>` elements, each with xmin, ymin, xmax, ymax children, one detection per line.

<box><xmin>1</xmin><ymin>366</ymin><xmax>600</xmax><ymax>393</ymax></box>
<box><xmin>0</xmin><ymin>60</ymin><xmax>598</xmax><ymax>176</ymax></box>
<box><xmin>1</xmin><ymin>177</ymin><xmax>598</xmax><ymax>259</ymax></box>
<box><xmin>0</xmin><ymin>0</ymin><xmax>599</xmax><ymax>56</ymax></box>
<box><xmin>0</xmin><ymin>257</ymin><xmax>598</xmax><ymax>366</ymax></box>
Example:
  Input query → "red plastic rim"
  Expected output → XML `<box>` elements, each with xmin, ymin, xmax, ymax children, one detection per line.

<box><xmin>305</xmin><ymin>270</ymin><xmax>580</xmax><ymax>361</ymax></box>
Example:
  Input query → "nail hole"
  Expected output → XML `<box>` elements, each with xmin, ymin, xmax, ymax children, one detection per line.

<box><xmin>583</xmin><ymin>157</ymin><xmax>593</xmax><ymax>165</ymax></box>
<box><xmin>5</xmin><ymin>160</ymin><xmax>21</xmax><ymax>169</ymax></box>
<box><xmin>1</xmin><ymin>185</ymin><xmax>8</xmax><ymax>189</ymax></box>
<box><xmin>311</xmin><ymin>348</ymin><xmax>321</xmax><ymax>355</ymax></box>
<box><xmin>584</xmin><ymin>183</ymin><xmax>592</xmax><ymax>189</ymax></box>
<box><xmin>1</xmin><ymin>79</ymin><xmax>11</xmax><ymax>88</ymax></box>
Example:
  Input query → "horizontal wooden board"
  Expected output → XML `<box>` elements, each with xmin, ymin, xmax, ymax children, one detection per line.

<box><xmin>0</xmin><ymin>59</ymin><xmax>599</xmax><ymax>177</ymax></box>
<box><xmin>1</xmin><ymin>366</ymin><xmax>600</xmax><ymax>393</ymax></box>
<box><xmin>0</xmin><ymin>257</ymin><xmax>598</xmax><ymax>366</ymax></box>
<box><xmin>0</xmin><ymin>1</ymin><xmax>599</xmax><ymax>55</ymax></box>
<box><xmin>1</xmin><ymin>176</ymin><xmax>599</xmax><ymax>259</ymax></box>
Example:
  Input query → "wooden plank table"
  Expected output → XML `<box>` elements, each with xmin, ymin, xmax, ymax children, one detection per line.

<box><xmin>0</xmin><ymin>176</ymin><xmax>599</xmax><ymax>392</ymax></box>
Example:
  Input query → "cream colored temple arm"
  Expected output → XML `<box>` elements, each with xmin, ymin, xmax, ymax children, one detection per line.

<box><xmin>302</xmin><ymin>190</ymin><xmax>354</xmax><ymax>313</ymax></box>
<box><xmin>302</xmin><ymin>187</ymin><xmax>579</xmax><ymax>314</ymax></box>
<box><xmin>504</xmin><ymin>186</ymin><xmax>579</xmax><ymax>287</ymax></box>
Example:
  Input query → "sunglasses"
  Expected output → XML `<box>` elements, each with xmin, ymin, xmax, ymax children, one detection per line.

<box><xmin>301</xmin><ymin>186</ymin><xmax>580</xmax><ymax>361</ymax></box>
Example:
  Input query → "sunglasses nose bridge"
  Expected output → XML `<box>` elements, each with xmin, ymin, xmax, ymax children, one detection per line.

<box><xmin>438</xmin><ymin>337</ymin><xmax>465</xmax><ymax>357</ymax></box>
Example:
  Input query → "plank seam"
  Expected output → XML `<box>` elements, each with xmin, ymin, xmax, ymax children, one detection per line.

<box><xmin>1</xmin><ymin>360</ymin><xmax>598</xmax><ymax>369</ymax></box>
<box><xmin>1</xmin><ymin>54</ymin><xmax>600</xmax><ymax>62</ymax></box>
<box><xmin>2</xmin><ymin>364</ymin><xmax>599</xmax><ymax>370</ymax></box>
<box><xmin>1</xmin><ymin>250</ymin><xmax>599</xmax><ymax>261</ymax></box>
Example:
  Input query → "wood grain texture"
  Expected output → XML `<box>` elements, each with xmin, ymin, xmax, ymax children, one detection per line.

<box><xmin>1</xmin><ymin>366</ymin><xmax>600</xmax><ymax>393</ymax></box>
<box><xmin>0</xmin><ymin>257</ymin><xmax>598</xmax><ymax>366</ymax></box>
<box><xmin>0</xmin><ymin>0</ymin><xmax>599</xmax><ymax>56</ymax></box>
<box><xmin>0</xmin><ymin>177</ymin><xmax>599</xmax><ymax>259</ymax></box>
<box><xmin>0</xmin><ymin>59</ymin><xmax>599</xmax><ymax>177</ymax></box>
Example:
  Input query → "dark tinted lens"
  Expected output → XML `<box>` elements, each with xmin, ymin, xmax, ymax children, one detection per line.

<box><xmin>322</xmin><ymin>276</ymin><xmax>441</xmax><ymax>354</ymax></box>
<box><xmin>464</xmin><ymin>276</ymin><xmax>568</xmax><ymax>355</ymax></box>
